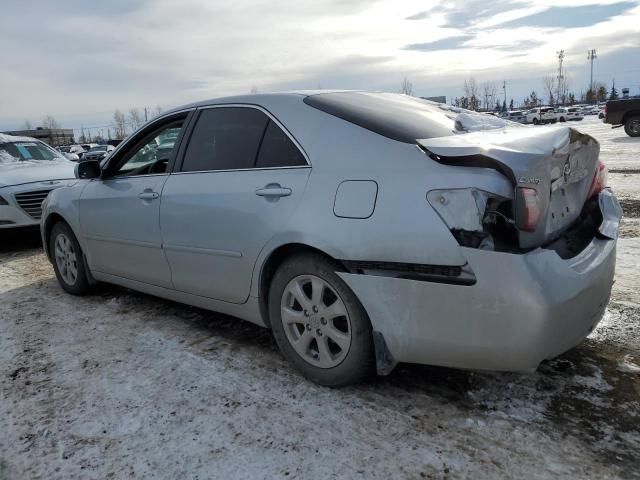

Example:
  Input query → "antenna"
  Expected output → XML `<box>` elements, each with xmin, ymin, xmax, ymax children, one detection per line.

<box><xmin>587</xmin><ymin>49</ymin><xmax>597</xmax><ymax>103</ymax></box>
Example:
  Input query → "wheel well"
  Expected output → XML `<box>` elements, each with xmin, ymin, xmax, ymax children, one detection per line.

<box><xmin>623</xmin><ymin>110</ymin><xmax>640</xmax><ymax>123</ymax></box>
<box><xmin>258</xmin><ymin>243</ymin><xmax>346</xmax><ymax>328</ymax></box>
<box><xmin>42</xmin><ymin>213</ymin><xmax>66</xmax><ymax>260</ymax></box>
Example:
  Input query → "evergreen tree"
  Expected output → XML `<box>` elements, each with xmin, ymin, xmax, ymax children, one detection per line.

<box><xmin>609</xmin><ymin>81</ymin><xmax>619</xmax><ymax>101</ymax></box>
<box><xmin>509</xmin><ymin>99</ymin><xmax>514</xmax><ymax>110</ymax></box>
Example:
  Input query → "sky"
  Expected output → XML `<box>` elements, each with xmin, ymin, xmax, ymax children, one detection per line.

<box><xmin>1</xmin><ymin>0</ymin><xmax>639</xmax><ymax>136</ymax></box>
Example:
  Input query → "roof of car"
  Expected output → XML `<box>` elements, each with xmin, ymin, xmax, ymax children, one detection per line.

<box><xmin>0</xmin><ymin>133</ymin><xmax>40</xmax><ymax>143</ymax></box>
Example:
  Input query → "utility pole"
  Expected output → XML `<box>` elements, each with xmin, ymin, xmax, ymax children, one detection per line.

<box><xmin>144</xmin><ymin>107</ymin><xmax>148</xmax><ymax>122</ymax></box>
<box><xmin>502</xmin><ymin>80</ymin><xmax>507</xmax><ymax>105</ymax></box>
<box><xmin>587</xmin><ymin>49</ymin><xmax>597</xmax><ymax>102</ymax></box>
<box><xmin>556</xmin><ymin>50</ymin><xmax>565</xmax><ymax>106</ymax></box>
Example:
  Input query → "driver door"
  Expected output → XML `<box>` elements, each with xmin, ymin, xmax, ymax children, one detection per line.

<box><xmin>79</xmin><ymin>113</ymin><xmax>190</xmax><ymax>288</ymax></box>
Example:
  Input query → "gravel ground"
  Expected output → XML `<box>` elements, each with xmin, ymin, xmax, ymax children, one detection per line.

<box><xmin>1</xmin><ymin>117</ymin><xmax>639</xmax><ymax>480</ymax></box>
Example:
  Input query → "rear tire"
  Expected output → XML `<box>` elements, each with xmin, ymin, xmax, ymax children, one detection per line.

<box><xmin>532</xmin><ymin>118</ymin><xmax>539</xmax><ymax>125</ymax></box>
<box><xmin>559</xmin><ymin>117</ymin><xmax>566</xmax><ymax>122</ymax></box>
<box><xmin>50</xmin><ymin>222</ymin><xmax>91</xmax><ymax>295</ymax></box>
<box><xmin>624</xmin><ymin>116</ymin><xmax>640</xmax><ymax>137</ymax></box>
<box><xmin>268</xmin><ymin>253</ymin><xmax>374</xmax><ymax>387</ymax></box>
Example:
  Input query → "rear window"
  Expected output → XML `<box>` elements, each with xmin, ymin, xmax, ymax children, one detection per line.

<box><xmin>303</xmin><ymin>92</ymin><xmax>456</xmax><ymax>143</ymax></box>
<box><xmin>0</xmin><ymin>141</ymin><xmax>60</xmax><ymax>163</ymax></box>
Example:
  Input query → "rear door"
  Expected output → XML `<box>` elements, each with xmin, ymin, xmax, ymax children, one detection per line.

<box><xmin>160</xmin><ymin>105</ymin><xmax>311</xmax><ymax>303</ymax></box>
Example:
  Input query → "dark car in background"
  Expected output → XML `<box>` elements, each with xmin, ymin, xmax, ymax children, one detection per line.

<box><xmin>82</xmin><ymin>144</ymin><xmax>115</xmax><ymax>162</ymax></box>
<box><xmin>604</xmin><ymin>98</ymin><xmax>640</xmax><ymax>137</ymax></box>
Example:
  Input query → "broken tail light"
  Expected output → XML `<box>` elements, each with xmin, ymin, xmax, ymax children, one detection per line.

<box><xmin>587</xmin><ymin>160</ymin><xmax>607</xmax><ymax>199</ymax></box>
<box><xmin>515</xmin><ymin>187</ymin><xmax>540</xmax><ymax>232</ymax></box>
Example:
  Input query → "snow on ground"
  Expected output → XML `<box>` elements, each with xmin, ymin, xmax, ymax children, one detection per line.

<box><xmin>0</xmin><ymin>116</ymin><xmax>639</xmax><ymax>480</ymax></box>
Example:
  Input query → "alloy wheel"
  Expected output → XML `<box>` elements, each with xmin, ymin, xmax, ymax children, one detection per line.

<box><xmin>280</xmin><ymin>274</ymin><xmax>352</xmax><ymax>368</ymax></box>
<box><xmin>54</xmin><ymin>233</ymin><xmax>78</xmax><ymax>286</ymax></box>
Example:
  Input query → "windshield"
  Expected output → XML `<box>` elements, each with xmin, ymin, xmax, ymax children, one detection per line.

<box><xmin>0</xmin><ymin>141</ymin><xmax>62</xmax><ymax>163</ymax></box>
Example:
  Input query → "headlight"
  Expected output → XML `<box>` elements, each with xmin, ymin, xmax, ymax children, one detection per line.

<box><xmin>0</xmin><ymin>195</ymin><xmax>8</xmax><ymax>205</ymax></box>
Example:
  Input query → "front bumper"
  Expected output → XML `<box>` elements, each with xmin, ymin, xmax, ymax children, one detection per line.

<box><xmin>0</xmin><ymin>181</ymin><xmax>74</xmax><ymax>229</ymax></box>
<box><xmin>339</xmin><ymin>190</ymin><xmax>621</xmax><ymax>373</ymax></box>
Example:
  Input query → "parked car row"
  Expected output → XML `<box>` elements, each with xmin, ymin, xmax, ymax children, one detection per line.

<box><xmin>500</xmin><ymin>104</ymin><xmax>607</xmax><ymax>125</ymax></box>
<box><xmin>55</xmin><ymin>143</ymin><xmax>114</xmax><ymax>162</ymax></box>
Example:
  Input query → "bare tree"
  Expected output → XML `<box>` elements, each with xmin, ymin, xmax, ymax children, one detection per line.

<box><xmin>543</xmin><ymin>75</ymin><xmax>556</xmax><ymax>106</ymax></box>
<box><xmin>154</xmin><ymin>105</ymin><xmax>163</xmax><ymax>118</ymax></box>
<box><xmin>113</xmin><ymin>110</ymin><xmax>127</xmax><ymax>139</ymax></box>
<box><xmin>400</xmin><ymin>77</ymin><xmax>413</xmax><ymax>96</ymax></box>
<box><xmin>128</xmin><ymin>108</ymin><xmax>144</xmax><ymax>131</ymax></box>
<box><xmin>41</xmin><ymin>115</ymin><xmax>60</xmax><ymax>130</ymax></box>
<box><xmin>250</xmin><ymin>86</ymin><xmax>259</xmax><ymax>94</ymax></box>
<box><xmin>20</xmin><ymin>120</ymin><xmax>33</xmax><ymax>130</ymax></box>
<box><xmin>481</xmin><ymin>81</ymin><xmax>497</xmax><ymax>111</ymax></box>
<box><xmin>463</xmin><ymin>77</ymin><xmax>480</xmax><ymax>111</ymax></box>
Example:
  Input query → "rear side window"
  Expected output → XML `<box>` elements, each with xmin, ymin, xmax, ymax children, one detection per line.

<box><xmin>255</xmin><ymin>120</ymin><xmax>306</xmax><ymax>168</ymax></box>
<box><xmin>182</xmin><ymin>107</ymin><xmax>268</xmax><ymax>172</ymax></box>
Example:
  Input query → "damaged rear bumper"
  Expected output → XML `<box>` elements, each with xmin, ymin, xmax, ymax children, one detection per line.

<box><xmin>338</xmin><ymin>190</ymin><xmax>621</xmax><ymax>374</ymax></box>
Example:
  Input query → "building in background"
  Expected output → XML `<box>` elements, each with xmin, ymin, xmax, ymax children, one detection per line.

<box><xmin>1</xmin><ymin>127</ymin><xmax>75</xmax><ymax>147</ymax></box>
<box><xmin>421</xmin><ymin>96</ymin><xmax>447</xmax><ymax>104</ymax></box>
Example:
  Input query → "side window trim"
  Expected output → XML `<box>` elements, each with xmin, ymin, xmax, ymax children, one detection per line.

<box><xmin>173</xmin><ymin>103</ymin><xmax>311</xmax><ymax>174</ymax></box>
<box><xmin>103</xmin><ymin>109</ymin><xmax>195</xmax><ymax>178</ymax></box>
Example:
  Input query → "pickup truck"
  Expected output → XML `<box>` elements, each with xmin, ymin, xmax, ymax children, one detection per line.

<box><xmin>604</xmin><ymin>98</ymin><xmax>640</xmax><ymax>137</ymax></box>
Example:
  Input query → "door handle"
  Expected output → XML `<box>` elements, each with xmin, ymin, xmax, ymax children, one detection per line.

<box><xmin>138</xmin><ymin>191</ymin><xmax>159</xmax><ymax>200</ymax></box>
<box><xmin>255</xmin><ymin>185</ymin><xmax>292</xmax><ymax>198</ymax></box>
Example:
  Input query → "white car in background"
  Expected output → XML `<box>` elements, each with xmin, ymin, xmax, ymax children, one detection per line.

<box><xmin>555</xmin><ymin>107</ymin><xmax>584</xmax><ymax>122</ymax></box>
<box><xmin>0</xmin><ymin>134</ymin><xmax>76</xmax><ymax>228</ymax></box>
<box><xmin>525</xmin><ymin>107</ymin><xmax>556</xmax><ymax>125</ymax></box>
<box><xmin>500</xmin><ymin>110</ymin><xmax>527</xmax><ymax>123</ymax></box>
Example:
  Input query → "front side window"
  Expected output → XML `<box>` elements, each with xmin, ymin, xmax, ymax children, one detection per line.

<box><xmin>109</xmin><ymin>120</ymin><xmax>184</xmax><ymax>177</ymax></box>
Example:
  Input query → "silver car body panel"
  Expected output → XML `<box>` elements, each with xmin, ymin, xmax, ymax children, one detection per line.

<box><xmin>41</xmin><ymin>91</ymin><xmax>621</xmax><ymax>373</ymax></box>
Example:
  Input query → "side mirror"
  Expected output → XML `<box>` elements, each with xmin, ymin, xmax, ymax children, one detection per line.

<box><xmin>75</xmin><ymin>160</ymin><xmax>102</xmax><ymax>179</ymax></box>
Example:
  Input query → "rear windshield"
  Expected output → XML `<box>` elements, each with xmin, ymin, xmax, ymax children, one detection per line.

<box><xmin>303</xmin><ymin>92</ymin><xmax>456</xmax><ymax>143</ymax></box>
<box><xmin>90</xmin><ymin>145</ymin><xmax>108</xmax><ymax>152</ymax></box>
<box><xmin>0</xmin><ymin>141</ymin><xmax>61</xmax><ymax>163</ymax></box>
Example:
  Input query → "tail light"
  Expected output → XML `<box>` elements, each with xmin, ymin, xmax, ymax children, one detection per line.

<box><xmin>587</xmin><ymin>160</ymin><xmax>607</xmax><ymax>198</ymax></box>
<box><xmin>515</xmin><ymin>187</ymin><xmax>540</xmax><ymax>232</ymax></box>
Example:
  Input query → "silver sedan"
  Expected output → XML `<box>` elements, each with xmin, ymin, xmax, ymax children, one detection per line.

<box><xmin>0</xmin><ymin>134</ymin><xmax>76</xmax><ymax>229</ymax></box>
<box><xmin>40</xmin><ymin>92</ymin><xmax>621</xmax><ymax>386</ymax></box>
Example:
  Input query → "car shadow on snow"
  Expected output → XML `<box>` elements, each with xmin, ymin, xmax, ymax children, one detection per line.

<box><xmin>0</xmin><ymin>227</ymin><xmax>42</xmax><ymax>263</ymax></box>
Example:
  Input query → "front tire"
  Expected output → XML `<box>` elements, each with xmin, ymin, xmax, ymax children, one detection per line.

<box><xmin>532</xmin><ymin>118</ymin><xmax>539</xmax><ymax>125</ymax></box>
<box><xmin>624</xmin><ymin>116</ymin><xmax>640</xmax><ymax>137</ymax></box>
<box><xmin>50</xmin><ymin>222</ymin><xmax>91</xmax><ymax>295</ymax></box>
<box><xmin>559</xmin><ymin>117</ymin><xmax>566</xmax><ymax>122</ymax></box>
<box><xmin>269</xmin><ymin>254</ymin><xmax>374</xmax><ymax>387</ymax></box>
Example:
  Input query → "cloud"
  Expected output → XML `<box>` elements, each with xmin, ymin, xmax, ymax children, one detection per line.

<box><xmin>404</xmin><ymin>36</ymin><xmax>472</xmax><ymax>52</ymax></box>
<box><xmin>496</xmin><ymin>2</ymin><xmax>637</xmax><ymax>28</ymax></box>
<box><xmin>0</xmin><ymin>0</ymin><xmax>639</xmax><ymax>132</ymax></box>
<box><xmin>406</xmin><ymin>1</ymin><xmax>529</xmax><ymax>27</ymax></box>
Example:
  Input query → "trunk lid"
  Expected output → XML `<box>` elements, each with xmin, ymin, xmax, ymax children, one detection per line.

<box><xmin>418</xmin><ymin>126</ymin><xmax>600</xmax><ymax>249</ymax></box>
